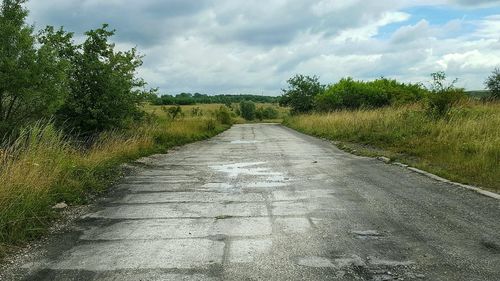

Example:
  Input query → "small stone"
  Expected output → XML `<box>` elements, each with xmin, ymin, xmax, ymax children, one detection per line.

<box><xmin>312</xmin><ymin>161</ymin><xmax>318</xmax><ymax>163</ymax></box>
<box><xmin>377</xmin><ymin>156</ymin><xmax>391</xmax><ymax>163</ymax></box>
<box><xmin>52</xmin><ymin>202</ymin><xmax>68</xmax><ymax>209</ymax></box>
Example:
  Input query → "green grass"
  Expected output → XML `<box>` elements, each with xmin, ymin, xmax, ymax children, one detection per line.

<box><xmin>0</xmin><ymin>116</ymin><xmax>229</xmax><ymax>256</ymax></box>
<box><xmin>284</xmin><ymin>101</ymin><xmax>500</xmax><ymax>192</ymax></box>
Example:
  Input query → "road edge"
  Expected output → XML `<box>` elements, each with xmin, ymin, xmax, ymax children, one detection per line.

<box><xmin>279</xmin><ymin>124</ymin><xmax>499</xmax><ymax>200</ymax></box>
<box><xmin>386</xmin><ymin>160</ymin><xmax>500</xmax><ymax>200</ymax></box>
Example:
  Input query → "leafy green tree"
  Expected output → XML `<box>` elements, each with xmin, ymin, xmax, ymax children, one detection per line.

<box><xmin>280</xmin><ymin>74</ymin><xmax>325</xmax><ymax>114</ymax></box>
<box><xmin>239</xmin><ymin>100</ymin><xmax>256</xmax><ymax>120</ymax></box>
<box><xmin>0</xmin><ymin>0</ymin><xmax>70</xmax><ymax>134</ymax></box>
<box><xmin>57</xmin><ymin>24</ymin><xmax>145</xmax><ymax>135</ymax></box>
<box><xmin>485</xmin><ymin>67</ymin><xmax>500</xmax><ymax>99</ymax></box>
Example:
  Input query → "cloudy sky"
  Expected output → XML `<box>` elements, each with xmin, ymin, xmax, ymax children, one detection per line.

<box><xmin>26</xmin><ymin>0</ymin><xmax>500</xmax><ymax>95</ymax></box>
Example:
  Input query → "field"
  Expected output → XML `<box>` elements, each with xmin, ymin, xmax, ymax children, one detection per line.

<box><xmin>143</xmin><ymin>103</ymin><xmax>288</xmax><ymax>123</ymax></box>
<box><xmin>0</xmin><ymin>115</ymin><xmax>229</xmax><ymax>255</ymax></box>
<box><xmin>284</xmin><ymin>101</ymin><xmax>500</xmax><ymax>192</ymax></box>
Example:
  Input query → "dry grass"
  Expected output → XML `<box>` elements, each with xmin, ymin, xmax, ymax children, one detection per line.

<box><xmin>0</xmin><ymin>117</ymin><xmax>229</xmax><ymax>253</ymax></box>
<box><xmin>143</xmin><ymin>103</ymin><xmax>289</xmax><ymax>123</ymax></box>
<box><xmin>284</xmin><ymin>101</ymin><xmax>500</xmax><ymax>191</ymax></box>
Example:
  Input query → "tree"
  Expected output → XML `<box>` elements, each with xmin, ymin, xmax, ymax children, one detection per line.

<box><xmin>57</xmin><ymin>24</ymin><xmax>145</xmax><ymax>135</ymax></box>
<box><xmin>0</xmin><ymin>0</ymin><xmax>70</xmax><ymax>134</ymax></box>
<box><xmin>485</xmin><ymin>67</ymin><xmax>500</xmax><ymax>99</ymax></box>
<box><xmin>280</xmin><ymin>74</ymin><xmax>325</xmax><ymax>114</ymax></box>
<box><xmin>239</xmin><ymin>100</ymin><xmax>256</xmax><ymax>120</ymax></box>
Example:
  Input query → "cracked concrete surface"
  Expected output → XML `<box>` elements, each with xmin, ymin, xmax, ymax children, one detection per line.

<box><xmin>8</xmin><ymin>124</ymin><xmax>500</xmax><ymax>280</ymax></box>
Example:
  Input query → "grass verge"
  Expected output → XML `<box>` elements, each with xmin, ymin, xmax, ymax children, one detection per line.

<box><xmin>0</xmin><ymin>116</ymin><xmax>229</xmax><ymax>256</ymax></box>
<box><xmin>283</xmin><ymin>101</ymin><xmax>500</xmax><ymax>192</ymax></box>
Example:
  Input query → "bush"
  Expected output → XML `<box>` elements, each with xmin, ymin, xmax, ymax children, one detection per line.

<box><xmin>165</xmin><ymin>106</ymin><xmax>182</xmax><ymax>119</ymax></box>
<box><xmin>485</xmin><ymin>67</ymin><xmax>500</xmax><ymax>100</ymax></box>
<box><xmin>315</xmin><ymin>77</ymin><xmax>427</xmax><ymax>112</ymax></box>
<box><xmin>256</xmin><ymin>107</ymin><xmax>279</xmax><ymax>120</ymax></box>
<box><xmin>426</xmin><ymin>72</ymin><xmax>465</xmax><ymax>118</ymax></box>
<box><xmin>316</xmin><ymin>78</ymin><xmax>389</xmax><ymax>111</ymax></box>
<box><xmin>191</xmin><ymin>107</ymin><xmax>203</xmax><ymax>117</ymax></box>
<box><xmin>214</xmin><ymin>106</ymin><xmax>232</xmax><ymax>125</ymax></box>
<box><xmin>240</xmin><ymin>100</ymin><xmax>256</xmax><ymax>120</ymax></box>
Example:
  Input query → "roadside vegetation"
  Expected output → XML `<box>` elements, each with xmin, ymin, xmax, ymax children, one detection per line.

<box><xmin>282</xmin><ymin>71</ymin><xmax>500</xmax><ymax>192</ymax></box>
<box><xmin>0</xmin><ymin>0</ymin><xmax>232</xmax><ymax>256</ymax></box>
<box><xmin>145</xmin><ymin>102</ymin><xmax>287</xmax><ymax>124</ymax></box>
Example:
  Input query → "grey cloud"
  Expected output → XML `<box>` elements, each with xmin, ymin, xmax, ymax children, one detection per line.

<box><xmin>27</xmin><ymin>0</ymin><xmax>210</xmax><ymax>46</ymax></box>
<box><xmin>450</xmin><ymin>0</ymin><xmax>500</xmax><ymax>6</ymax></box>
<box><xmin>24</xmin><ymin>0</ymin><xmax>500</xmax><ymax>93</ymax></box>
<box><xmin>391</xmin><ymin>20</ymin><xmax>431</xmax><ymax>44</ymax></box>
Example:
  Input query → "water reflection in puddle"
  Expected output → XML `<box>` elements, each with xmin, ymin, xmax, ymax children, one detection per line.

<box><xmin>209</xmin><ymin>162</ymin><xmax>291</xmax><ymax>188</ymax></box>
<box><xmin>210</xmin><ymin>162</ymin><xmax>279</xmax><ymax>178</ymax></box>
<box><xmin>230</xmin><ymin>140</ymin><xmax>262</xmax><ymax>144</ymax></box>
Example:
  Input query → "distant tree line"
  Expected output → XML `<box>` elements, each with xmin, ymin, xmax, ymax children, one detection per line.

<box><xmin>0</xmin><ymin>0</ymin><xmax>153</xmax><ymax>137</ymax></box>
<box><xmin>148</xmin><ymin>93</ymin><xmax>279</xmax><ymax>106</ymax></box>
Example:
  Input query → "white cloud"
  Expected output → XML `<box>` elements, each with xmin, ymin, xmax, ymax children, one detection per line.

<box><xmin>25</xmin><ymin>0</ymin><xmax>500</xmax><ymax>92</ymax></box>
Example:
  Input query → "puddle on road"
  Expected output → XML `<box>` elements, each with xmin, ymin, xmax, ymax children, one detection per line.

<box><xmin>209</xmin><ymin>162</ymin><xmax>291</xmax><ymax>189</ymax></box>
<box><xmin>246</xmin><ymin>182</ymin><xmax>289</xmax><ymax>188</ymax></box>
<box><xmin>201</xmin><ymin>183</ymin><xmax>234</xmax><ymax>189</ymax></box>
<box><xmin>210</xmin><ymin>162</ymin><xmax>281</xmax><ymax>178</ymax></box>
<box><xmin>230</xmin><ymin>140</ymin><xmax>262</xmax><ymax>144</ymax></box>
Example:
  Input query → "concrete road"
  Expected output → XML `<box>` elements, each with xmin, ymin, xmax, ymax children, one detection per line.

<box><xmin>14</xmin><ymin>124</ymin><xmax>500</xmax><ymax>280</ymax></box>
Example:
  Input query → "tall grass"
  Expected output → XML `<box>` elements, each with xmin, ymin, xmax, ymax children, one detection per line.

<box><xmin>284</xmin><ymin>101</ymin><xmax>500</xmax><ymax>191</ymax></box>
<box><xmin>0</xmin><ymin>116</ymin><xmax>228</xmax><ymax>254</ymax></box>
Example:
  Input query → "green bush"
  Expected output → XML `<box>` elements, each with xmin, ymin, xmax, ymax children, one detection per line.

<box><xmin>165</xmin><ymin>106</ymin><xmax>182</xmax><ymax>119</ymax></box>
<box><xmin>215</xmin><ymin>106</ymin><xmax>232</xmax><ymax>125</ymax></box>
<box><xmin>240</xmin><ymin>100</ymin><xmax>256</xmax><ymax>120</ymax></box>
<box><xmin>426</xmin><ymin>72</ymin><xmax>465</xmax><ymax>118</ymax></box>
<box><xmin>485</xmin><ymin>67</ymin><xmax>500</xmax><ymax>100</ymax></box>
<box><xmin>191</xmin><ymin>107</ymin><xmax>203</xmax><ymax>117</ymax></box>
<box><xmin>256</xmin><ymin>107</ymin><xmax>279</xmax><ymax>120</ymax></box>
<box><xmin>315</xmin><ymin>77</ymin><xmax>427</xmax><ymax>112</ymax></box>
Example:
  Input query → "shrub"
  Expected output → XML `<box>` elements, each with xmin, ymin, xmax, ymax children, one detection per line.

<box><xmin>426</xmin><ymin>72</ymin><xmax>465</xmax><ymax>118</ymax></box>
<box><xmin>256</xmin><ymin>107</ymin><xmax>279</xmax><ymax>120</ymax></box>
<box><xmin>165</xmin><ymin>106</ymin><xmax>182</xmax><ymax>119</ymax></box>
<box><xmin>240</xmin><ymin>100</ymin><xmax>256</xmax><ymax>120</ymax></box>
<box><xmin>314</xmin><ymin>77</ymin><xmax>427</xmax><ymax>112</ymax></box>
<box><xmin>191</xmin><ymin>107</ymin><xmax>203</xmax><ymax>117</ymax></box>
<box><xmin>485</xmin><ymin>67</ymin><xmax>500</xmax><ymax>100</ymax></box>
<box><xmin>316</xmin><ymin>78</ymin><xmax>390</xmax><ymax>111</ymax></box>
<box><xmin>214</xmin><ymin>106</ymin><xmax>232</xmax><ymax>125</ymax></box>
